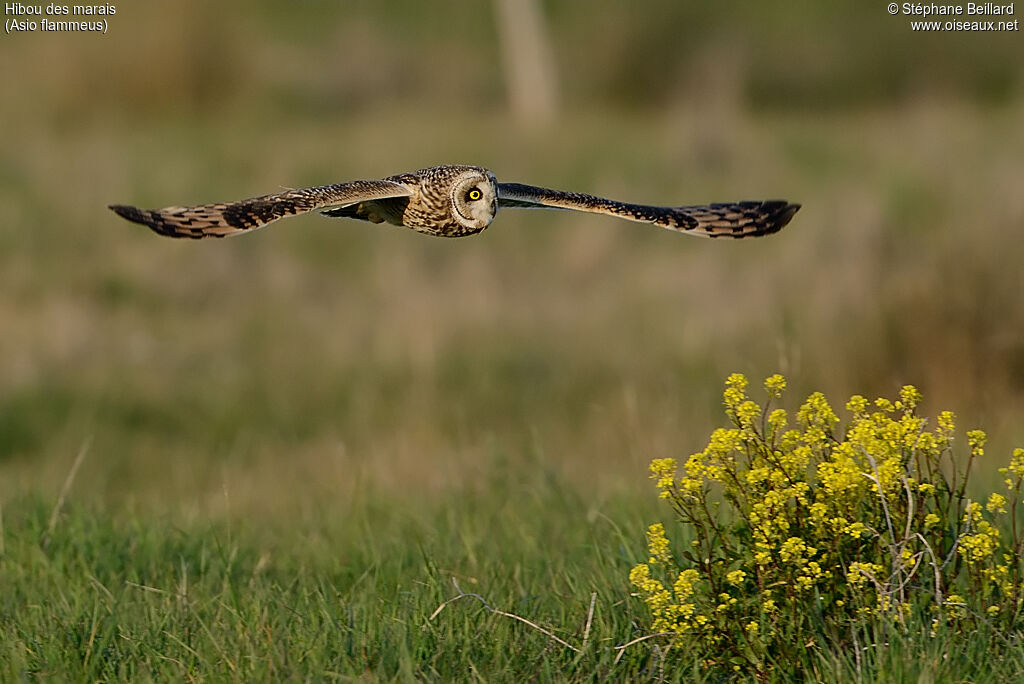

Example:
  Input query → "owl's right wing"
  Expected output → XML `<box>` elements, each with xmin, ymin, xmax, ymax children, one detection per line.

<box><xmin>497</xmin><ymin>182</ymin><xmax>799</xmax><ymax>238</ymax></box>
<box><xmin>110</xmin><ymin>179</ymin><xmax>413</xmax><ymax>239</ymax></box>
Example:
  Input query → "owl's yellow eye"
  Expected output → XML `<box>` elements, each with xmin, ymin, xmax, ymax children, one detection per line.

<box><xmin>467</xmin><ymin>188</ymin><xmax>483</xmax><ymax>201</ymax></box>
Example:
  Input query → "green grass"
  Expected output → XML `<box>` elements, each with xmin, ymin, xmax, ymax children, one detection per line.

<box><xmin>4</xmin><ymin>483</ymin><xmax>1024</xmax><ymax>682</ymax></box>
<box><xmin>1</xmin><ymin>478</ymin><xmax>665</xmax><ymax>681</ymax></box>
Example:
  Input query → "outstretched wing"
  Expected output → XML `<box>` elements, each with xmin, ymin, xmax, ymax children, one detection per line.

<box><xmin>497</xmin><ymin>183</ymin><xmax>799</xmax><ymax>238</ymax></box>
<box><xmin>110</xmin><ymin>180</ymin><xmax>413</xmax><ymax>239</ymax></box>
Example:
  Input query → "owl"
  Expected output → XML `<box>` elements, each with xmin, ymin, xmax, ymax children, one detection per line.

<box><xmin>109</xmin><ymin>164</ymin><xmax>799</xmax><ymax>240</ymax></box>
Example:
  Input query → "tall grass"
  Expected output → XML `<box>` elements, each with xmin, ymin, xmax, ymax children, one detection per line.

<box><xmin>0</xmin><ymin>472</ymin><xmax>668</xmax><ymax>681</ymax></box>
<box><xmin>3</xmin><ymin>473</ymin><xmax>1023</xmax><ymax>681</ymax></box>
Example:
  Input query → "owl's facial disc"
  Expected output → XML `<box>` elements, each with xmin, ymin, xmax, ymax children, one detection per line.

<box><xmin>451</xmin><ymin>171</ymin><xmax>498</xmax><ymax>231</ymax></box>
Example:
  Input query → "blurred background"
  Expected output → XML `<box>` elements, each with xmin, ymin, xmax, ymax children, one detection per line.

<box><xmin>1</xmin><ymin>0</ymin><xmax>1022</xmax><ymax>519</ymax></box>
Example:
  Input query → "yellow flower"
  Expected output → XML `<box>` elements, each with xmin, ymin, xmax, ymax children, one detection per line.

<box><xmin>959</xmin><ymin>521</ymin><xmax>1000</xmax><ymax>564</ymax></box>
<box><xmin>899</xmin><ymin>385</ymin><xmax>922</xmax><ymax>410</ymax></box>
<box><xmin>705</xmin><ymin>428</ymin><xmax>743</xmax><ymax>460</ymax></box>
<box><xmin>986</xmin><ymin>492</ymin><xmax>1007</xmax><ymax>514</ymax></box>
<box><xmin>633</xmin><ymin>374</ymin><xmax>1024</xmax><ymax>661</ymax></box>
<box><xmin>875</xmin><ymin>397</ymin><xmax>894</xmax><ymax>413</ymax></box>
<box><xmin>944</xmin><ymin>594</ymin><xmax>967</xmax><ymax>618</ymax></box>
<box><xmin>963</xmin><ymin>502</ymin><xmax>983</xmax><ymax>524</ymax></box>
<box><xmin>630</xmin><ymin>565</ymin><xmax>669</xmax><ymax>608</ymax></box>
<box><xmin>646</xmin><ymin>523</ymin><xmax>672</xmax><ymax>565</ymax></box>
<box><xmin>726</xmin><ymin>373</ymin><xmax>748</xmax><ymax>390</ymax></box>
<box><xmin>736</xmin><ymin>400</ymin><xmax>760</xmax><ymax>429</ymax></box>
<box><xmin>797</xmin><ymin>561</ymin><xmax>825</xmax><ymax>590</ymax></box>
<box><xmin>629</xmin><ymin>563</ymin><xmax>650</xmax><ymax>585</ymax></box>
<box><xmin>937</xmin><ymin>410</ymin><xmax>956</xmax><ymax>437</ymax></box>
<box><xmin>1009</xmin><ymin>448</ymin><xmax>1024</xmax><ymax>477</ymax></box>
<box><xmin>724</xmin><ymin>373</ymin><xmax>748</xmax><ymax>410</ymax></box>
<box><xmin>764</xmin><ymin>374</ymin><xmax>786</xmax><ymax>397</ymax></box>
<box><xmin>779</xmin><ymin>537</ymin><xmax>813</xmax><ymax>564</ymax></box>
<box><xmin>649</xmin><ymin>458</ymin><xmax>677</xmax><ymax>499</ymax></box>
<box><xmin>915</xmin><ymin>432</ymin><xmax>939</xmax><ymax>454</ymax></box>
<box><xmin>967</xmin><ymin>429</ymin><xmax>987</xmax><ymax>455</ymax></box>
<box><xmin>674</xmin><ymin>568</ymin><xmax>700</xmax><ymax>599</ymax></box>
<box><xmin>844</xmin><ymin>521</ymin><xmax>869</xmax><ymax>539</ymax></box>
<box><xmin>797</xmin><ymin>392</ymin><xmax>839</xmax><ymax>432</ymax></box>
<box><xmin>845</xmin><ymin>395</ymin><xmax>868</xmax><ymax>414</ymax></box>
<box><xmin>847</xmin><ymin>562</ymin><xmax>882</xmax><ymax>587</ymax></box>
<box><xmin>726</xmin><ymin>569</ymin><xmax>746</xmax><ymax>586</ymax></box>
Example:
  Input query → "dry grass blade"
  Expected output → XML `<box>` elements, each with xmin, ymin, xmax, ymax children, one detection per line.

<box><xmin>581</xmin><ymin>592</ymin><xmax>597</xmax><ymax>651</ymax></box>
<box><xmin>42</xmin><ymin>437</ymin><xmax>92</xmax><ymax>550</ymax></box>
<box><xmin>126</xmin><ymin>581</ymin><xmax>171</xmax><ymax>595</ymax></box>
<box><xmin>430</xmin><ymin>578</ymin><xmax>581</xmax><ymax>653</ymax></box>
<box><xmin>613</xmin><ymin>632</ymin><xmax>676</xmax><ymax>665</ymax></box>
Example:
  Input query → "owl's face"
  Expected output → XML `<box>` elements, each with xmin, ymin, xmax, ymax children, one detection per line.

<box><xmin>448</xmin><ymin>168</ymin><xmax>498</xmax><ymax>233</ymax></box>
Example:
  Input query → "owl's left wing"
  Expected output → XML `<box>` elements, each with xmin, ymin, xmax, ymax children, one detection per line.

<box><xmin>110</xmin><ymin>179</ymin><xmax>413</xmax><ymax>239</ymax></box>
<box><xmin>497</xmin><ymin>182</ymin><xmax>799</xmax><ymax>238</ymax></box>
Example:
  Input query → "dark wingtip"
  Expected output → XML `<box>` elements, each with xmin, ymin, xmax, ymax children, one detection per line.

<box><xmin>109</xmin><ymin>204</ymin><xmax>148</xmax><ymax>226</ymax></box>
<box><xmin>762</xmin><ymin>200</ymin><xmax>801</xmax><ymax>235</ymax></box>
<box><xmin>109</xmin><ymin>203</ymin><xmax>182</xmax><ymax>237</ymax></box>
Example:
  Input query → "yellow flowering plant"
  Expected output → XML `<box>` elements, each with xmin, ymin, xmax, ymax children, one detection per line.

<box><xmin>631</xmin><ymin>374</ymin><xmax>1024</xmax><ymax>673</ymax></box>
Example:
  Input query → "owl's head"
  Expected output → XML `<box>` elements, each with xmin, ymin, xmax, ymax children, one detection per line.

<box><xmin>448</xmin><ymin>167</ymin><xmax>498</xmax><ymax>233</ymax></box>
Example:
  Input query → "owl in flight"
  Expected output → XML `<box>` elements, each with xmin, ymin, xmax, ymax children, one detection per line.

<box><xmin>110</xmin><ymin>164</ymin><xmax>799</xmax><ymax>239</ymax></box>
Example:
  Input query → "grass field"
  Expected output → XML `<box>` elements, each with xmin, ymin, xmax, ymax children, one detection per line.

<box><xmin>5</xmin><ymin>486</ymin><xmax>1024</xmax><ymax>681</ymax></box>
<box><xmin>2</xmin><ymin>2</ymin><xmax>1024</xmax><ymax>680</ymax></box>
